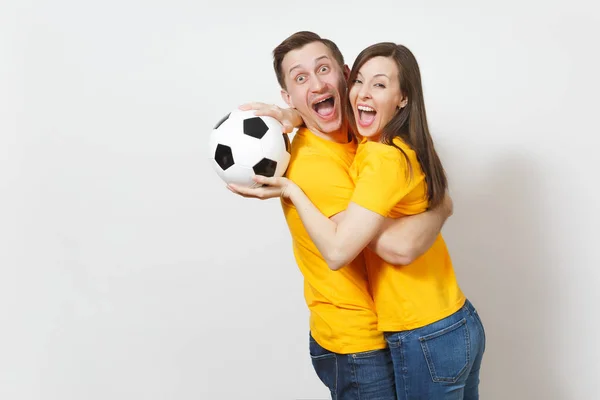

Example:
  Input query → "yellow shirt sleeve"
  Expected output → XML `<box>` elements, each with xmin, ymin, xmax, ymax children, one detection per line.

<box><xmin>350</xmin><ymin>147</ymin><xmax>413</xmax><ymax>217</ymax></box>
<box><xmin>284</xmin><ymin>153</ymin><xmax>353</xmax><ymax>218</ymax></box>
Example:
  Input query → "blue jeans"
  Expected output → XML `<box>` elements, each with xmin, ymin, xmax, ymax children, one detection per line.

<box><xmin>384</xmin><ymin>299</ymin><xmax>486</xmax><ymax>400</ymax></box>
<box><xmin>309</xmin><ymin>334</ymin><xmax>397</xmax><ymax>400</ymax></box>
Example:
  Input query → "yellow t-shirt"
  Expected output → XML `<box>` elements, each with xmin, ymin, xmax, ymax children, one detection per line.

<box><xmin>350</xmin><ymin>137</ymin><xmax>466</xmax><ymax>332</ymax></box>
<box><xmin>281</xmin><ymin>128</ymin><xmax>386</xmax><ymax>354</ymax></box>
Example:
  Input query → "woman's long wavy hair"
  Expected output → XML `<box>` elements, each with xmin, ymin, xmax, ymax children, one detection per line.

<box><xmin>347</xmin><ymin>43</ymin><xmax>447</xmax><ymax>209</ymax></box>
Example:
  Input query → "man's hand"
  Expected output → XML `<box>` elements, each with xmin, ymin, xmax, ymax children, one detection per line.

<box><xmin>239</xmin><ymin>102</ymin><xmax>303</xmax><ymax>134</ymax></box>
<box><xmin>439</xmin><ymin>191</ymin><xmax>454</xmax><ymax>221</ymax></box>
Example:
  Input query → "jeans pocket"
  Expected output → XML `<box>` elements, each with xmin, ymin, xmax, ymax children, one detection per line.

<box><xmin>419</xmin><ymin>318</ymin><xmax>470</xmax><ymax>383</ymax></box>
<box><xmin>309</xmin><ymin>339</ymin><xmax>338</xmax><ymax>394</ymax></box>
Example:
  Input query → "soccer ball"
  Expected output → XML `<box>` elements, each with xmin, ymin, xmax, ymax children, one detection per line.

<box><xmin>209</xmin><ymin>109</ymin><xmax>291</xmax><ymax>188</ymax></box>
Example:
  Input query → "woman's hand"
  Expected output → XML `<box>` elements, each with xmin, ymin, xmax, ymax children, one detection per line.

<box><xmin>239</xmin><ymin>102</ymin><xmax>304</xmax><ymax>134</ymax></box>
<box><xmin>227</xmin><ymin>175</ymin><xmax>299</xmax><ymax>200</ymax></box>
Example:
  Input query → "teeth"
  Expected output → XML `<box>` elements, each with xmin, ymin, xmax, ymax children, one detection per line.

<box><xmin>358</xmin><ymin>105</ymin><xmax>375</xmax><ymax>112</ymax></box>
<box><xmin>315</xmin><ymin>97</ymin><xmax>332</xmax><ymax>105</ymax></box>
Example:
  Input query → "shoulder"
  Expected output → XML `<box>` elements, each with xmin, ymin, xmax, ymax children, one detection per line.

<box><xmin>289</xmin><ymin>128</ymin><xmax>356</xmax><ymax>170</ymax></box>
<box><xmin>357</xmin><ymin>141</ymin><xmax>406</xmax><ymax>169</ymax></box>
<box><xmin>286</xmin><ymin>140</ymin><xmax>352</xmax><ymax>187</ymax></box>
<box><xmin>361</xmin><ymin>138</ymin><xmax>420</xmax><ymax>168</ymax></box>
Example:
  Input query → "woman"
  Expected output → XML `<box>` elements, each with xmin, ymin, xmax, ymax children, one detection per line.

<box><xmin>232</xmin><ymin>43</ymin><xmax>486</xmax><ymax>399</ymax></box>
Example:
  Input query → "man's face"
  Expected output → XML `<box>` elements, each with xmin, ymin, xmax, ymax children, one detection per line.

<box><xmin>280</xmin><ymin>42</ymin><xmax>347</xmax><ymax>135</ymax></box>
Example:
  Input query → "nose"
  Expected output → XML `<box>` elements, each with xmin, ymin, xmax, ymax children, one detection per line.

<box><xmin>358</xmin><ymin>84</ymin><xmax>371</xmax><ymax>100</ymax></box>
<box><xmin>310</xmin><ymin>75</ymin><xmax>325</xmax><ymax>93</ymax></box>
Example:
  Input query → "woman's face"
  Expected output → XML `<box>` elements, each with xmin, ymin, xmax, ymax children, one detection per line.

<box><xmin>349</xmin><ymin>56</ymin><xmax>407</xmax><ymax>140</ymax></box>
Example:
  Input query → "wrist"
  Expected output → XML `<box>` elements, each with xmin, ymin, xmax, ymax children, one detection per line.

<box><xmin>285</xmin><ymin>183</ymin><xmax>302</xmax><ymax>201</ymax></box>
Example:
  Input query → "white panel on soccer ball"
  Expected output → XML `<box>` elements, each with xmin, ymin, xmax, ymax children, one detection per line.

<box><xmin>208</xmin><ymin>127</ymin><xmax>221</xmax><ymax>159</ymax></box>
<box><xmin>227</xmin><ymin>131</ymin><xmax>266</xmax><ymax>168</ymax></box>
<box><xmin>210</xmin><ymin>159</ymin><xmax>227</xmax><ymax>182</ymax></box>
<box><xmin>260</xmin><ymin>131</ymin><xmax>290</xmax><ymax>173</ymax></box>
<box><xmin>259</xmin><ymin>122</ymin><xmax>284</xmax><ymax>155</ymax></box>
<box><xmin>212</xmin><ymin>112</ymin><xmax>236</xmax><ymax>140</ymax></box>
<box><xmin>223</xmin><ymin>164</ymin><xmax>259</xmax><ymax>188</ymax></box>
<box><xmin>210</xmin><ymin>124</ymin><xmax>237</xmax><ymax>149</ymax></box>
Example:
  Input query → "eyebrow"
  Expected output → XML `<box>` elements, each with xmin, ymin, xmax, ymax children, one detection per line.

<box><xmin>357</xmin><ymin>72</ymin><xmax>390</xmax><ymax>79</ymax></box>
<box><xmin>288</xmin><ymin>55</ymin><xmax>331</xmax><ymax>75</ymax></box>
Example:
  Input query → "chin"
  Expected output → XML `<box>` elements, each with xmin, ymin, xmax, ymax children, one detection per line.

<box><xmin>358</xmin><ymin>129</ymin><xmax>377</xmax><ymax>139</ymax></box>
<box><xmin>319</xmin><ymin>118</ymin><xmax>342</xmax><ymax>133</ymax></box>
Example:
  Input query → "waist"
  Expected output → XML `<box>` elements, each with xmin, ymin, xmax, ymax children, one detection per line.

<box><xmin>365</xmin><ymin>237</ymin><xmax>464</xmax><ymax>330</ymax></box>
<box><xmin>308</xmin><ymin>302</ymin><xmax>386</xmax><ymax>354</ymax></box>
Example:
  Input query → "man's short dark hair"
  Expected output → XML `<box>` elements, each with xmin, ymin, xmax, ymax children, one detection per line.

<box><xmin>273</xmin><ymin>31</ymin><xmax>345</xmax><ymax>90</ymax></box>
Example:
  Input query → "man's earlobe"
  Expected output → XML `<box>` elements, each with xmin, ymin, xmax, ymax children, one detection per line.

<box><xmin>343</xmin><ymin>64</ymin><xmax>351</xmax><ymax>80</ymax></box>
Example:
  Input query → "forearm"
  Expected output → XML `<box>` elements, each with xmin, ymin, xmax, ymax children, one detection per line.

<box><xmin>370</xmin><ymin>193</ymin><xmax>453</xmax><ymax>264</ymax></box>
<box><xmin>369</xmin><ymin>211</ymin><xmax>446</xmax><ymax>264</ymax></box>
<box><xmin>288</xmin><ymin>186</ymin><xmax>350</xmax><ymax>270</ymax></box>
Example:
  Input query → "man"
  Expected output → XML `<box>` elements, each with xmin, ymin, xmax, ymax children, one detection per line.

<box><xmin>230</xmin><ymin>31</ymin><xmax>452</xmax><ymax>399</ymax></box>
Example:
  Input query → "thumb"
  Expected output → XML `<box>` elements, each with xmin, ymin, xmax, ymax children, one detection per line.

<box><xmin>282</xmin><ymin>122</ymin><xmax>293</xmax><ymax>133</ymax></box>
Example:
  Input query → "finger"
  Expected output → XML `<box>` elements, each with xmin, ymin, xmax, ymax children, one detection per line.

<box><xmin>252</xmin><ymin>175</ymin><xmax>268</xmax><ymax>185</ymax></box>
<box><xmin>228</xmin><ymin>183</ymin><xmax>248</xmax><ymax>194</ymax></box>
<box><xmin>252</xmin><ymin>107</ymin><xmax>281</xmax><ymax>119</ymax></box>
<box><xmin>227</xmin><ymin>184</ymin><xmax>249</xmax><ymax>198</ymax></box>
<box><xmin>252</xmin><ymin>109</ymin><xmax>294</xmax><ymax>134</ymax></box>
<box><xmin>229</xmin><ymin>183</ymin><xmax>264</xmax><ymax>198</ymax></box>
<box><xmin>238</xmin><ymin>102</ymin><xmax>268</xmax><ymax>111</ymax></box>
<box><xmin>227</xmin><ymin>184</ymin><xmax>246</xmax><ymax>195</ymax></box>
<box><xmin>253</xmin><ymin>175</ymin><xmax>279</xmax><ymax>186</ymax></box>
<box><xmin>282</xmin><ymin>122</ymin><xmax>293</xmax><ymax>133</ymax></box>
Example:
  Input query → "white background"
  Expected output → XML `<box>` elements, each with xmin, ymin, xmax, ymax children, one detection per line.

<box><xmin>2</xmin><ymin>0</ymin><xmax>599</xmax><ymax>399</ymax></box>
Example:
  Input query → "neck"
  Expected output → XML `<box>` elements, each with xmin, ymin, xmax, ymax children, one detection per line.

<box><xmin>306</xmin><ymin>120</ymin><xmax>351</xmax><ymax>144</ymax></box>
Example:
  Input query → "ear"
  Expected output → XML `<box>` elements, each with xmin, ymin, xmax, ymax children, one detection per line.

<box><xmin>281</xmin><ymin>89</ymin><xmax>294</xmax><ymax>108</ymax></box>
<box><xmin>399</xmin><ymin>94</ymin><xmax>408</xmax><ymax>109</ymax></box>
<box><xmin>343</xmin><ymin>64</ymin><xmax>351</xmax><ymax>81</ymax></box>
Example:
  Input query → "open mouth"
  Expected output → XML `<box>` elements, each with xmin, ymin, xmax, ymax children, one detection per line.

<box><xmin>312</xmin><ymin>96</ymin><xmax>336</xmax><ymax>117</ymax></box>
<box><xmin>357</xmin><ymin>105</ymin><xmax>377</xmax><ymax>127</ymax></box>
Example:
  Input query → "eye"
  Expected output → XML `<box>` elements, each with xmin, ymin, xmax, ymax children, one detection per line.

<box><xmin>295</xmin><ymin>75</ymin><xmax>306</xmax><ymax>83</ymax></box>
<box><xmin>352</xmin><ymin>79</ymin><xmax>362</xmax><ymax>84</ymax></box>
<box><xmin>374</xmin><ymin>83</ymin><xmax>386</xmax><ymax>88</ymax></box>
<box><xmin>319</xmin><ymin>65</ymin><xmax>329</xmax><ymax>73</ymax></box>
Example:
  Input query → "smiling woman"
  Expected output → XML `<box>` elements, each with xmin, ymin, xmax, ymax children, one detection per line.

<box><xmin>350</xmin><ymin>56</ymin><xmax>407</xmax><ymax>140</ymax></box>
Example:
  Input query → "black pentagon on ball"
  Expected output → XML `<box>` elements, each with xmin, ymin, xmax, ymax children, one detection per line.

<box><xmin>214</xmin><ymin>112</ymin><xmax>230</xmax><ymax>129</ymax></box>
<box><xmin>214</xmin><ymin>144</ymin><xmax>234</xmax><ymax>171</ymax></box>
<box><xmin>243</xmin><ymin>117</ymin><xmax>269</xmax><ymax>139</ymax></box>
<box><xmin>253</xmin><ymin>158</ymin><xmax>277</xmax><ymax>177</ymax></box>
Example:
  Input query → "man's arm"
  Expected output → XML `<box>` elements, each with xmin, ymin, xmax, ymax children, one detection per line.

<box><xmin>367</xmin><ymin>194</ymin><xmax>454</xmax><ymax>265</ymax></box>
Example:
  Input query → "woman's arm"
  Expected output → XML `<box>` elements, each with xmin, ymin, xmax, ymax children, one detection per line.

<box><xmin>368</xmin><ymin>196</ymin><xmax>452</xmax><ymax>265</ymax></box>
<box><xmin>228</xmin><ymin>146</ymin><xmax>416</xmax><ymax>270</ymax></box>
<box><xmin>229</xmin><ymin>175</ymin><xmax>386</xmax><ymax>271</ymax></box>
<box><xmin>331</xmin><ymin>194</ymin><xmax>452</xmax><ymax>266</ymax></box>
<box><xmin>289</xmin><ymin>185</ymin><xmax>385</xmax><ymax>270</ymax></box>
